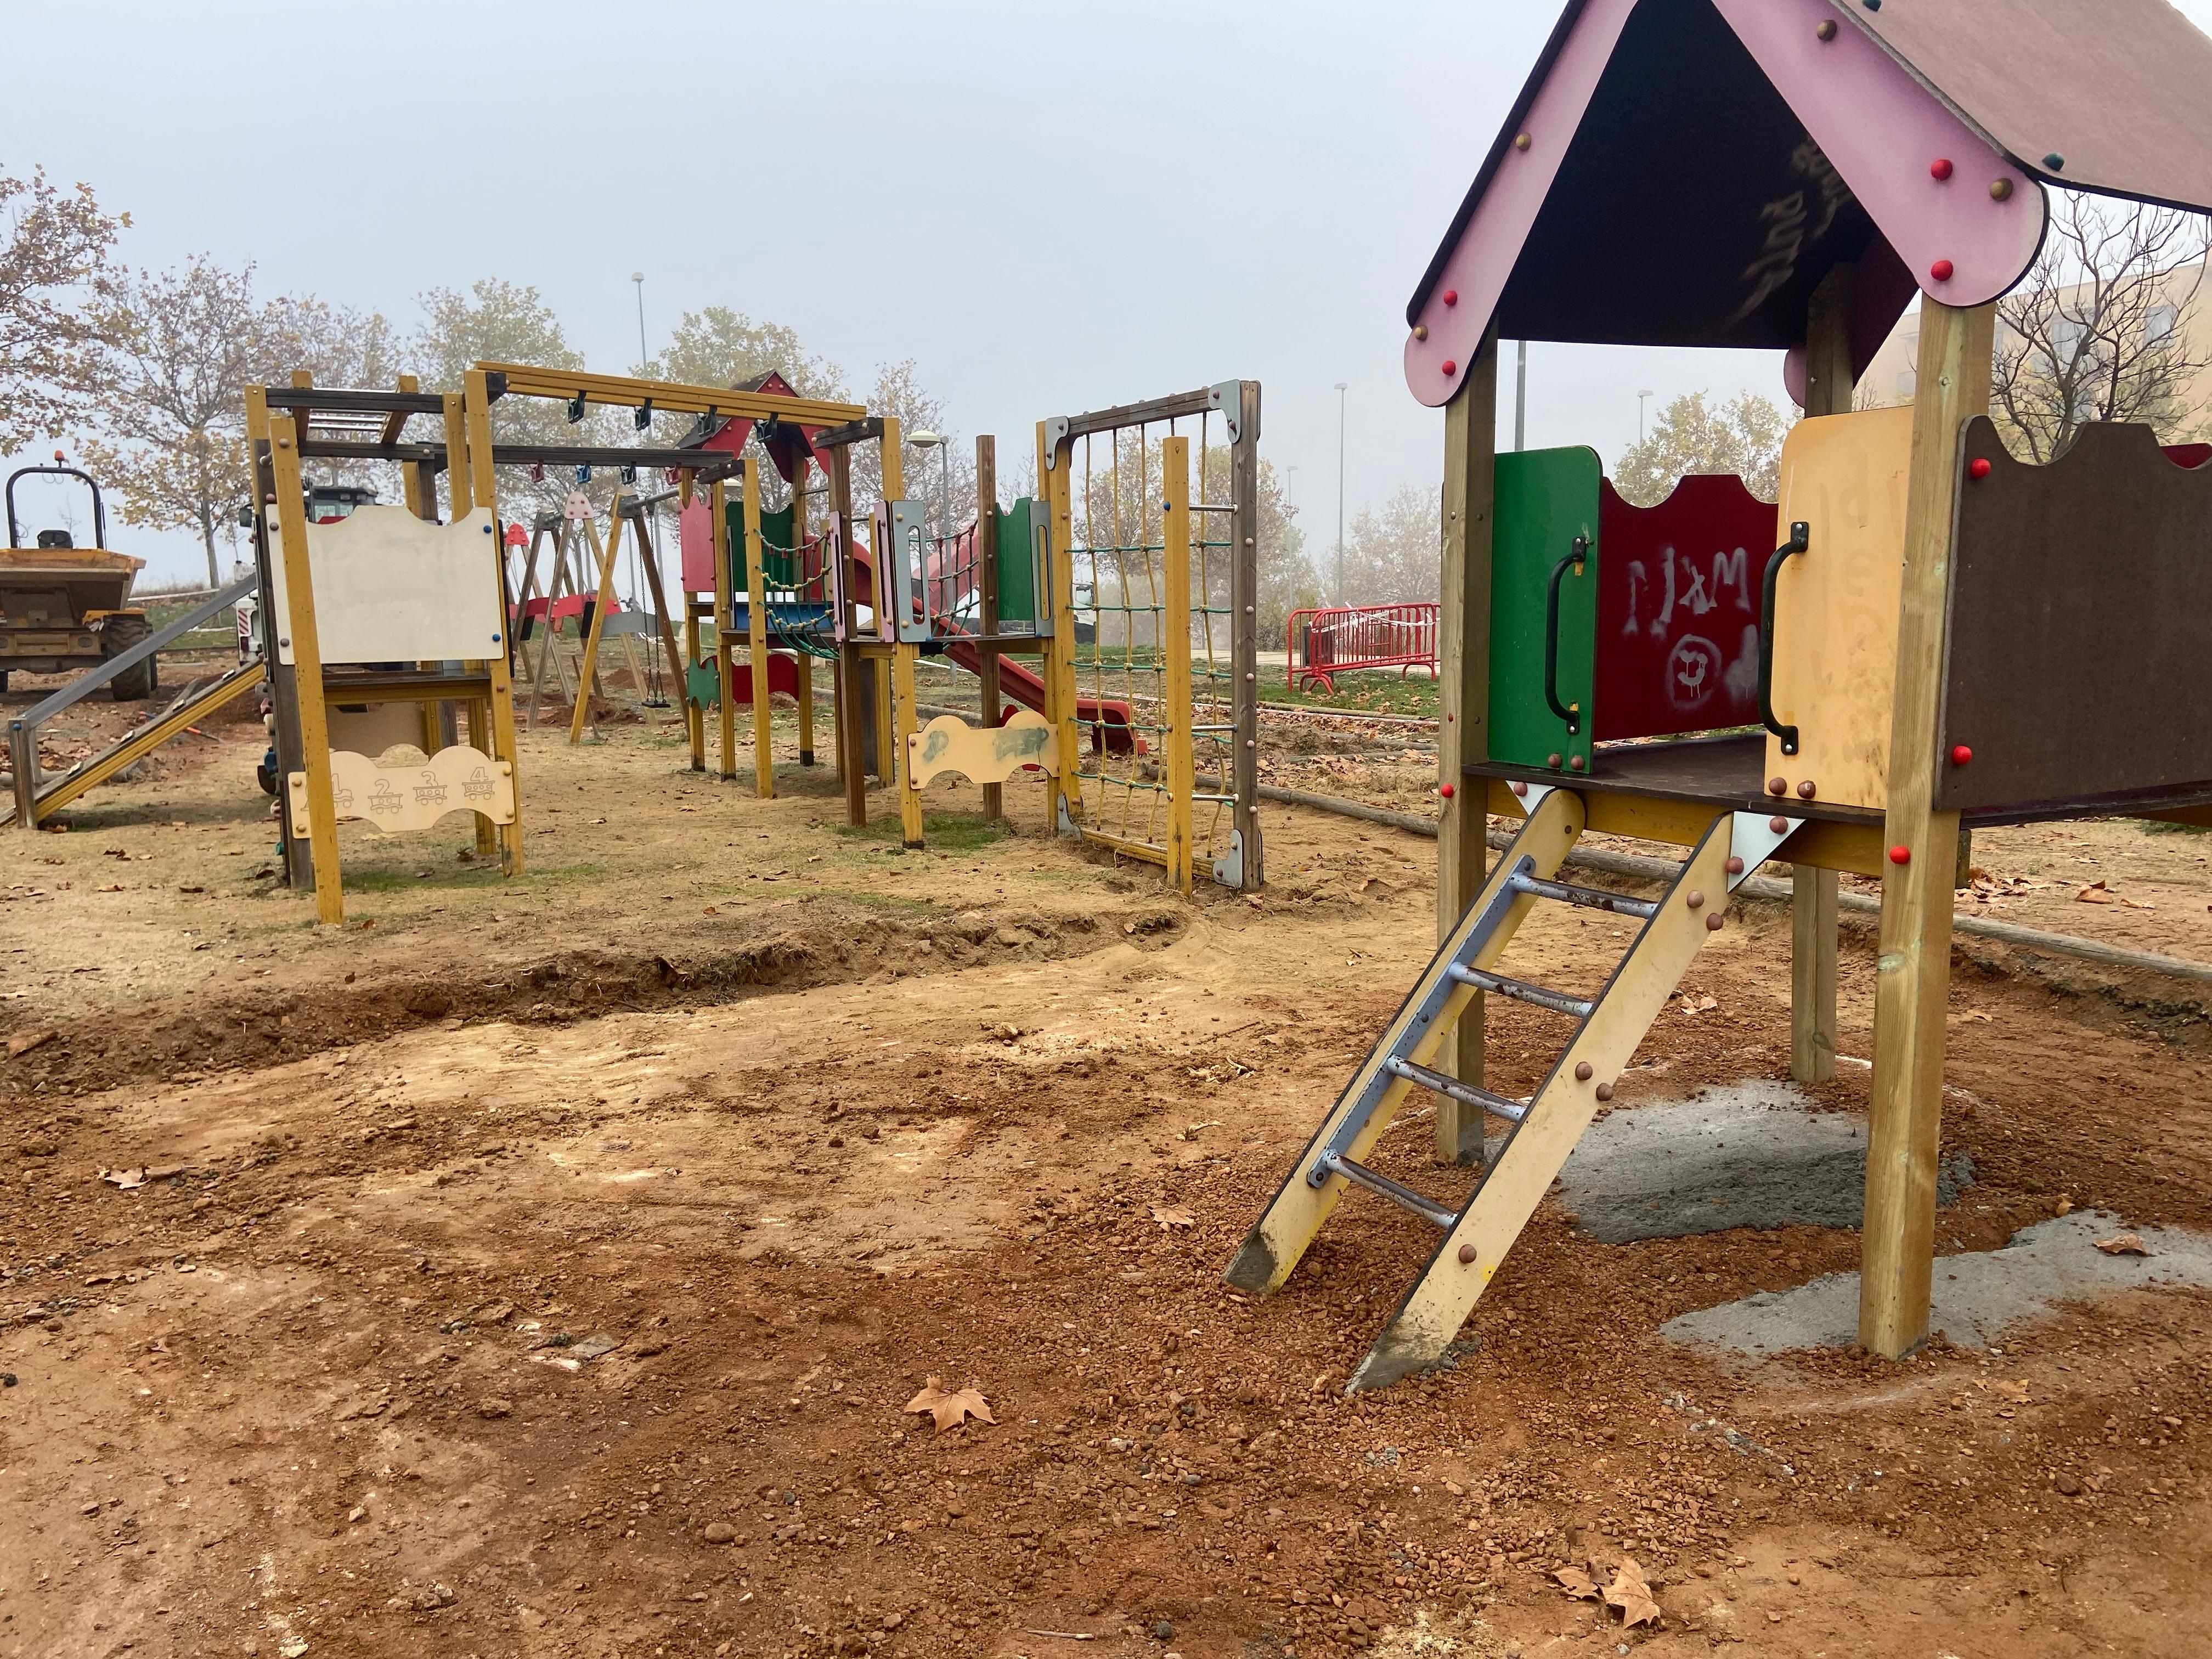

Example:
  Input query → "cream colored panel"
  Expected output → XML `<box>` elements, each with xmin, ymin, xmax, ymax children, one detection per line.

<box><xmin>1764</xmin><ymin>407</ymin><xmax>1915</xmax><ymax>812</ymax></box>
<box><xmin>287</xmin><ymin>744</ymin><xmax>516</xmax><ymax>837</ymax></box>
<box><xmin>268</xmin><ymin>506</ymin><xmax>504</xmax><ymax>666</ymax></box>
<box><xmin>326</xmin><ymin>703</ymin><xmax>428</xmax><ymax>759</ymax></box>
<box><xmin>906</xmin><ymin>710</ymin><xmax>1058</xmax><ymax>788</ymax></box>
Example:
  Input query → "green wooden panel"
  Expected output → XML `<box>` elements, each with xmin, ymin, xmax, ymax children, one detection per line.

<box><xmin>1488</xmin><ymin>447</ymin><xmax>1601</xmax><ymax>771</ymax></box>
<box><xmin>997</xmin><ymin>499</ymin><xmax>1040</xmax><ymax>624</ymax></box>
<box><xmin>724</xmin><ymin>503</ymin><xmax>798</xmax><ymax>589</ymax></box>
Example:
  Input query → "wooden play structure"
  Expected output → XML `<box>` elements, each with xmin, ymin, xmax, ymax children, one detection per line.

<box><xmin>245</xmin><ymin>370</ymin><xmax>742</xmax><ymax>923</ymax></box>
<box><xmin>1233</xmin><ymin>0</ymin><xmax>2212</xmax><ymax>1384</ymax></box>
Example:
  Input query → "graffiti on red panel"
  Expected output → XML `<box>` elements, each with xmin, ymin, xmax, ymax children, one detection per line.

<box><xmin>1594</xmin><ymin>476</ymin><xmax>1777</xmax><ymax>741</ymax></box>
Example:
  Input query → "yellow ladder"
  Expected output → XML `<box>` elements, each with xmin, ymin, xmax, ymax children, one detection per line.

<box><xmin>1225</xmin><ymin>786</ymin><xmax>1803</xmax><ymax>1390</ymax></box>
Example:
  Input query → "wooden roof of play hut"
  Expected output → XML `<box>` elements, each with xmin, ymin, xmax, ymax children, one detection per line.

<box><xmin>1401</xmin><ymin>0</ymin><xmax>2212</xmax><ymax>405</ymax></box>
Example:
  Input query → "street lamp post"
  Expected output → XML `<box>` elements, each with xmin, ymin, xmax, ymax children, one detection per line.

<box><xmin>631</xmin><ymin>273</ymin><xmax>648</xmax><ymax>372</ymax></box>
<box><xmin>1638</xmin><ymin>388</ymin><xmax>1655</xmax><ymax>443</ymax></box>
<box><xmin>1333</xmin><ymin>381</ymin><xmax>1348</xmax><ymax>607</ymax></box>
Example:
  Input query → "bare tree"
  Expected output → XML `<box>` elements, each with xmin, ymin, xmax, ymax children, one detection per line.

<box><xmin>1991</xmin><ymin>194</ymin><xmax>2211</xmax><ymax>462</ymax></box>
<box><xmin>1339</xmin><ymin>484</ymin><xmax>1442</xmax><ymax>607</ymax></box>
<box><xmin>1611</xmin><ymin>391</ymin><xmax>1790</xmax><ymax>507</ymax></box>
<box><xmin>0</xmin><ymin>165</ymin><xmax>126</xmax><ymax>454</ymax></box>
<box><xmin>81</xmin><ymin>258</ymin><xmax>295</xmax><ymax>584</ymax></box>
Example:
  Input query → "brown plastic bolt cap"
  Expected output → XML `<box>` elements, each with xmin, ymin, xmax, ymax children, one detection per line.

<box><xmin>1574</xmin><ymin>1062</ymin><xmax>1593</xmax><ymax>1081</ymax></box>
<box><xmin>1797</xmin><ymin>780</ymin><xmax>1817</xmax><ymax>799</ymax></box>
<box><xmin>1725</xmin><ymin>856</ymin><xmax>1745</xmax><ymax>874</ymax></box>
<box><xmin>1547</xmin><ymin>752</ymin><xmax>1563</xmax><ymax>770</ymax></box>
<box><xmin>1457</xmin><ymin>1243</ymin><xmax>1479</xmax><ymax>1265</ymax></box>
<box><xmin>1594</xmin><ymin>1084</ymin><xmax>1614</xmax><ymax>1102</ymax></box>
<box><xmin>1768</xmin><ymin>815</ymin><xmax>1788</xmax><ymax>833</ymax></box>
<box><xmin>1685</xmin><ymin>890</ymin><xmax>1706</xmax><ymax>909</ymax></box>
<box><xmin>1705</xmin><ymin>913</ymin><xmax>1724</xmax><ymax>931</ymax></box>
<box><xmin>1568</xmin><ymin>753</ymin><xmax>1586</xmax><ymax>771</ymax></box>
<box><xmin>1768</xmin><ymin>776</ymin><xmax>1787</xmax><ymax>795</ymax></box>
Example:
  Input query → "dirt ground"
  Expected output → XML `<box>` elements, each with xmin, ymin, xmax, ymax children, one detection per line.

<box><xmin>4</xmin><ymin>662</ymin><xmax>2211</xmax><ymax>1659</ymax></box>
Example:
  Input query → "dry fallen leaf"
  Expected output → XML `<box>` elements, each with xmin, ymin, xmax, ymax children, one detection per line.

<box><xmin>101</xmin><ymin>1166</ymin><xmax>146</xmax><ymax>1190</ymax></box>
<box><xmin>1150</xmin><ymin>1205</ymin><xmax>1196</xmax><ymax>1230</ymax></box>
<box><xmin>2076</xmin><ymin>882</ymin><xmax>2114</xmax><ymax>904</ymax></box>
<box><xmin>1555</xmin><ymin>1565</ymin><xmax>1601</xmax><ymax>1600</ymax></box>
<box><xmin>2094</xmin><ymin>1233</ymin><xmax>2152</xmax><ymax>1257</ymax></box>
<box><xmin>904</xmin><ymin>1375</ymin><xmax>995</xmax><ymax>1434</ymax></box>
<box><xmin>7</xmin><ymin>1029</ymin><xmax>58</xmax><ymax>1058</ymax></box>
<box><xmin>1605</xmin><ymin>1556</ymin><xmax>1663</xmax><ymax>1628</ymax></box>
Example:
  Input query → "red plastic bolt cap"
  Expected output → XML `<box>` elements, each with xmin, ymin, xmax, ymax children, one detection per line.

<box><xmin>1567</xmin><ymin>753</ymin><xmax>1586</xmax><ymax>772</ymax></box>
<box><xmin>1442</xmin><ymin>289</ymin><xmax>1458</xmax><ymax>307</ymax></box>
<box><xmin>1931</xmin><ymin>157</ymin><xmax>1955</xmax><ymax>181</ymax></box>
<box><xmin>1797</xmin><ymin>780</ymin><xmax>1817</xmax><ymax>800</ymax></box>
<box><xmin>1547</xmin><ymin>752</ymin><xmax>1564</xmax><ymax>770</ymax></box>
<box><xmin>1951</xmin><ymin>744</ymin><xmax>1973</xmax><ymax>766</ymax></box>
<box><xmin>1437</xmin><ymin>782</ymin><xmax>1455</xmax><ymax>799</ymax></box>
<box><xmin>1969</xmin><ymin>456</ymin><xmax>1993</xmax><ymax>479</ymax></box>
<box><xmin>1510</xmin><ymin>780</ymin><xmax>1527</xmax><ymax>796</ymax></box>
<box><xmin>1768</xmin><ymin>816</ymin><xmax>1789</xmax><ymax>833</ymax></box>
<box><xmin>1725</xmin><ymin>856</ymin><xmax>1745</xmax><ymax>875</ymax></box>
<box><xmin>1931</xmin><ymin>258</ymin><xmax>1955</xmax><ymax>282</ymax></box>
<box><xmin>1889</xmin><ymin>845</ymin><xmax>1912</xmax><ymax>865</ymax></box>
<box><xmin>1441</xmin><ymin>359</ymin><xmax>1457</xmax><ymax>377</ymax></box>
<box><xmin>1768</xmin><ymin>776</ymin><xmax>1787</xmax><ymax>796</ymax></box>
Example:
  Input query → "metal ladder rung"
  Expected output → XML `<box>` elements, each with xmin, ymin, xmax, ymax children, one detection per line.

<box><xmin>1318</xmin><ymin>1153</ymin><xmax>1458</xmax><ymax>1229</ymax></box>
<box><xmin>1446</xmin><ymin>962</ymin><xmax>1594</xmax><ymax>1019</ymax></box>
<box><xmin>1385</xmin><ymin>1055</ymin><xmax>1527</xmax><ymax>1122</ymax></box>
<box><xmin>1508</xmin><ymin>870</ymin><xmax>1658</xmax><ymax>919</ymax></box>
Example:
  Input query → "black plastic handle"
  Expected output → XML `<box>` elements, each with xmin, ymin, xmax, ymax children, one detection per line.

<box><xmin>1759</xmin><ymin>521</ymin><xmax>1811</xmax><ymax>757</ymax></box>
<box><xmin>1543</xmin><ymin>535</ymin><xmax>1589</xmax><ymax>736</ymax></box>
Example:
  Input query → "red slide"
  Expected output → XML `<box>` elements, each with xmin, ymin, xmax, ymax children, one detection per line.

<box><xmin>846</xmin><ymin>538</ymin><xmax>1139</xmax><ymax>754</ymax></box>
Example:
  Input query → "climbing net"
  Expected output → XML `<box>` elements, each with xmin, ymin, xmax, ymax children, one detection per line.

<box><xmin>753</xmin><ymin>526</ymin><xmax>842</xmax><ymax>659</ymax></box>
<box><xmin>1067</xmin><ymin>411</ymin><xmax>1239</xmax><ymax>874</ymax></box>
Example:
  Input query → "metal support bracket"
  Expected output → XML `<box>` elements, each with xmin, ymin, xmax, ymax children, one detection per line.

<box><xmin>1207</xmin><ymin>380</ymin><xmax>1246</xmax><ymax>445</ymax></box>
<box><xmin>1056</xmin><ymin>792</ymin><xmax>1079</xmax><ymax>838</ymax></box>
<box><xmin>1726</xmin><ymin>810</ymin><xmax>1805</xmax><ymax>891</ymax></box>
<box><xmin>1041</xmin><ymin>417</ymin><xmax>1070</xmax><ymax>470</ymax></box>
<box><xmin>1210</xmin><ymin>827</ymin><xmax>1245</xmax><ymax>890</ymax></box>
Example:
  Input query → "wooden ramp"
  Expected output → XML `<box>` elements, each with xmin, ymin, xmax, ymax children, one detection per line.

<box><xmin>1226</xmin><ymin>785</ymin><xmax>1807</xmax><ymax>1390</ymax></box>
<box><xmin>3</xmin><ymin>661</ymin><xmax>264</xmax><ymax>828</ymax></box>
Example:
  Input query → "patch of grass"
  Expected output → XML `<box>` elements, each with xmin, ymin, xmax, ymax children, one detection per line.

<box><xmin>836</xmin><ymin>811</ymin><xmax>1008</xmax><ymax>853</ymax></box>
<box><xmin>2144</xmin><ymin>819</ymin><xmax>2211</xmax><ymax>836</ymax></box>
<box><xmin>1261</xmin><ymin>670</ymin><xmax>1440</xmax><ymax>720</ymax></box>
<box><xmin>810</xmin><ymin>888</ymin><xmax>941</xmax><ymax>915</ymax></box>
<box><xmin>340</xmin><ymin>863</ymin><xmax>511</xmax><ymax>894</ymax></box>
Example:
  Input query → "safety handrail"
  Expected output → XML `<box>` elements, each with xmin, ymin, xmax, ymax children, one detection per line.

<box><xmin>1758</xmin><ymin>521</ymin><xmax>1810</xmax><ymax>757</ymax></box>
<box><xmin>1542</xmin><ymin>535</ymin><xmax>1589</xmax><ymax>735</ymax></box>
<box><xmin>10</xmin><ymin>572</ymin><xmax>256</xmax><ymax>732</ymax></box>
<box><xmin>6</xmin><ymin>465</ymin><xmax>107</xmax><ymax>551</ymax></box>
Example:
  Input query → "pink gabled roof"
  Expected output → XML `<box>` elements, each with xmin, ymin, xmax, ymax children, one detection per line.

<box><xmin>1404</xmin><ymin>0</ymin><xmax>2212</xmax><ymax>408</ymax></box>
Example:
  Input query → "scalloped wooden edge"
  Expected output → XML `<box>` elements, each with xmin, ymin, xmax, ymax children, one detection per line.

<box><xmin>904</xmin><ymin>710</ymin><xmax>1057</xmax><ymax>789</ymax></box>
<box><xmin>288</xmin><ymin>744</ymin><xmax>516</xmax><ymax>837</ymax></box>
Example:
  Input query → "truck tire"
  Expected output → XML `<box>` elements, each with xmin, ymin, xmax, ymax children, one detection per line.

<box><xmin>101</xmin><ymin>613</ymin><xmax>157</xmax><ymax>700</ymax></box>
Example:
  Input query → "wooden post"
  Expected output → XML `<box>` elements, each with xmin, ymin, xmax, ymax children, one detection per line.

<box><xmin>1858</xmin><ymin>297</ymin><xmax>1995</xmax><ymax>1359</ymax></box>
<box><xmin>567</xmin><ymin>508</ymin><xmax>624</xmax><ymax>744</ymax></box>
<box><xmin>1040</xmin><ymin>420</ymin><xmax>1081</xmax><ymax>831</ymax></box>
<box><xmin>267</xmin><ymin>414</ymin><xmax>345</xmax><ymax>926</ymax></box>
<box><xmin>711</xmin><ymin>477</ymin><xmax>737</xmax><ymax>781</ymax></box>
<box><xmin>439</xmin><ymin>391</ymin><xmax>498</xmax><ymax>856</ymax></box>
<box><xmin>975</xmin><ymin>435</ymin><xmax>1002</xmax><ymax>822</ymax></box>
<box><xmin>684</xmin><ymin>602</ymin><xmax>706</xmax><ymax>769</ymax></box>
<box><xmin>1791</xmin><ymin>268</ymin><xmax>1853</xmax><ymax>1084</ymax></box>
<box><xmin>795</xmin><ymin>656</ymin><xmax>816</xmax><ymax>765</ymax></box>
<box><xmin>1229</xmin><ymin>380</ymin><xmax>1265</xmax><ymax>887</ymax></box>
<box><xmin>1162</xmin><ymin>435</ymin><xmax>1196</xmax><ymax>894</ymax></box>
<box><xmin>461</xmin><ymin>371</ymin><xmax>523</xmax><ymax>874</ymax></box>
<box><xmin>829</xmin><ymin>445</ymin><xmax>868</xmax><ymax>825</ymax></box>
<box><xmin>1434</xmin><ymin>331</ymin><xmax>1499</xmax><ymax>1164</ymax></box>
<box><xmin>743</xmin><ymin>458</ymin><xmax>775</xmax><ymax>798</ymax></box>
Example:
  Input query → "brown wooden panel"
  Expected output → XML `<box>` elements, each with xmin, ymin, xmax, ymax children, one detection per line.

<box><xmin>1937</xmin><ymin>419</ymin><xmax>2212</xmax><ymax>814</ymax></box>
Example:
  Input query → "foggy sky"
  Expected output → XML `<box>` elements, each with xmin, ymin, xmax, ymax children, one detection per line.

<box><xmin>9</xmin><ymin>0</ymin><xmax>2212</xmax><ymax>585</ymax></box>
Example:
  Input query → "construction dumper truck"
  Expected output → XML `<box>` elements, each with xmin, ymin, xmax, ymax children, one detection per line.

<box><xmin>0</xmin><ymin>460</ymin><xmax>153</xmax><ymax>699</ymax></box>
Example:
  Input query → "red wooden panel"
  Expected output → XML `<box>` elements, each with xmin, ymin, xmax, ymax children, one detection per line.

<box><xmin>1593</xmin><ymin>475</ymin><xmax>1776</xmax><ymax>741</ymax></box>
<box><xmin>679</xmin><ymin>497</ymin><xmax>713</xmax><ymax>593</ymax></box>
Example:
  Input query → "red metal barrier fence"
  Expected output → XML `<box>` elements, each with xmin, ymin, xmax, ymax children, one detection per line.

<box><xmin>1287</xmin><ymin>603</ymin><xmax>1440</xmax><ymax>693</ymax></box>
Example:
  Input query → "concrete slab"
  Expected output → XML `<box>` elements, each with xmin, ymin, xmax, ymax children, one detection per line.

<box><xmin>1539</xmin><ymin>1081</ymin><xmax>1971</xmax><ymax>1244</ymax></box>
<box><xmin>1662</xmin><ymin>1212</ymin><xmax>2212</xmax><ymax>1356</ymax></box>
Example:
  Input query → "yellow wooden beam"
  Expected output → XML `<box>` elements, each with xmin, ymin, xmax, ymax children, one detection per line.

<box><xmin>1860</xmin><ymin>297</ymin><xmax>1996</xmax><ymax>1361</ymax></box>
<box><xmin>479</xmin><ymin>362</ymin><xmax>864</xmax><ymax>426</ymax></box>
<box><xmin>267</xmin><ymin>414</ymin><xmax>346</xmax><ymax>926</ymax></box>
<box><xmin>1480</xmin><ymin>778</ymin><xmax>1888</xmax><ymax>878</ymax></box>
<box><xmin>568</xmin><ymin>510</ymin><xmax>623</xmax><ymax>744</ymax></box>
<box><xmin>32</xmin><ymin>664</ymin><xmax>264</xmax><ymax>820</ymax></box>
<box><xmin>1436</xmin><ymin>331</ymin><xmax>1499</xmax><ymax>1163</ymax></box>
